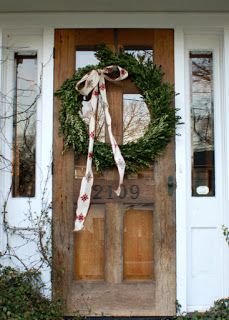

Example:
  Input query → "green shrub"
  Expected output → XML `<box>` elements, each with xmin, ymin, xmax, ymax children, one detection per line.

<box><xmin>176</xmin><ymin>297</ymin><xmax>229</xmax><ymax>320</ymax></box>
<box><xmin>0</xmin><ymin>265</ymin><xmax>63</xmax><ymax>320</ymax></box>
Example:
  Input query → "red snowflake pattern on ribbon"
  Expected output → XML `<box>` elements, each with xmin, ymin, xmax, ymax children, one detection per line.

<box><xmin>105</xmin><ymin>67</ymin><xmax>113</xmax><ymax>73</ymax></box>
<box><xmin>81</xmin><ymin>193</ymin><xmax>88</xmax><ymax>202</ymax></box>
<box><xmin>88</xmin><ymin>152</ymin><xmax>93</xmax><ymax>159</ymax></box>
<box><xmin>99</xmin><ymin>83</ymin><xmax>106</xmax><ymax>91</ymax></box>
<box><xmin>89</xmin><ymin>131</ymin><xmax>95</xmax><ymax>138</ymax></box>
<box><xmin>93</xmin><ymin>90</ymin><xmax>99</xmax><ymax>96</ymax></box>
<box><xmin>76</xmin><ymin>214</ymin><xmax>85</xmax><ymax>221</ymax></box>
<box><xmin>121</xmin><ymin>69</ymin><xmax>126</xmax><ymax>76</ymax></box>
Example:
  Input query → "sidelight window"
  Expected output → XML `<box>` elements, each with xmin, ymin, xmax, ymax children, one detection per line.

<box><xmin>12</xmin><ymin>52</ymin><xmax>38</xmax><ymax>197</ymax></box>
<box><xmin>190</xmin><ymin>51</ymin><xmax>215</xmax><ymax>196</ymax></box>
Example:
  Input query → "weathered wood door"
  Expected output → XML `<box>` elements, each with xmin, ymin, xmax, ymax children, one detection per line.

<box><xmin>53</xmin><ymin>29</ymin><xmax>175</xmax><ymax>317</ymax></box>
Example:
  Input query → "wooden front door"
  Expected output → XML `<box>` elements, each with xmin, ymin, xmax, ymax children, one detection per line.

<box><xmin>53</xmin><ymin>29</ymin><xmax>175</xmax><ymax>317</ymax></box>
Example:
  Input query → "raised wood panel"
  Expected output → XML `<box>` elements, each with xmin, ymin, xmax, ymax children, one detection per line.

<box><xmin>118</xmin><ymin>29</ymin><xmax>155</xmax><ymax>47</ymax></box>
<box><xmin>74</xmin><ymin>205</ymin><xmax>105</xmax><ymax>280</ymax></box>
<box><xmin>75</xmin><ymin>29</ymin><xmax>114</xmax><ymax>49</ymax></box>
<box><xmin>154</xmin><ymin>29</ymin><xmax>174</xmax><ymax>82</ymax></box>
<box><xmin>124</xmin><ymin>208</ymin><xmax>154</xmax><ymax>280</ymax></box>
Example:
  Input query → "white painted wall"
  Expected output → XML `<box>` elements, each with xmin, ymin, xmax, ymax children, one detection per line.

<box><xmin>0</xmin><ymin>12</ymin><xmax>228</xmax><ymax>312</ymax></box>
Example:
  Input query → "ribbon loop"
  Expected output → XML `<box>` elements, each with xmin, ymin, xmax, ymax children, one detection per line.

<box><xmin>74</xmin><ymin>66</ymin><xmax>128</xmax><ymax>231</ymax></box>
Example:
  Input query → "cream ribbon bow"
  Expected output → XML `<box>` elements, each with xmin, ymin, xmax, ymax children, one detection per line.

<box><xmin>74</xmin><ymin>66</ymin><xmax>128</xmax><ymax>231</ymax></box>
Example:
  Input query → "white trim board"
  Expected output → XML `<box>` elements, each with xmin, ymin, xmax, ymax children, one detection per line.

<box><xmin>0</xmin><ymin>13</ymin><xmax>228</xmax><ymax>30</ymax></box>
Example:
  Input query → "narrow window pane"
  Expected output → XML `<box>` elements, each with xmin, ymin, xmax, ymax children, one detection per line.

<box><xmin>75</xmin><ymin>50</ymin><xmax>99</xmax><ymax>69</ymax></box>
<box><xmin>125</xmin><ymin>47</ymin><xmax>153</xmax><ymax>62</ymax></box>
<box><xmin>123</xmin><ymin>94</ymin><xmax>150</xmax><ymax>144</ymax></box>
<box><xmin>74</xmin><ymin>205</ymin><xmax>105</xmax><ymax>280</ymax></box>
<box><xmin>12</xmin><ymin>53</ymin><xmax>37</xmax><ymax>197</ymax></box>
<box><xmin>76</xmin><ymin>49</ymin><xmax>105</xmax><ymax>142</ymax></box>
<box><xmin>190</xmin><ymin>52</ymin><xmax>215</xmax><ymax>196</ymax></box>
<box><xmin>124</xmin><ymin>208</ymin><xmax>154</xmax><ymax>280</ymax></box>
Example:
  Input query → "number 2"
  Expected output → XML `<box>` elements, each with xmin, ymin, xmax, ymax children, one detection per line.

<box><xmin>93</xmin><ymin>185</ymin><xmax>103</xmax><ymax>199</ymax></box>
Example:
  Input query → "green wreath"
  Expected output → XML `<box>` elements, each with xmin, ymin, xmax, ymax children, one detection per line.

<box><xmin>55</xmin><ymin>45</ymin><xmax>180</xmax><ymax>173</ymax></box>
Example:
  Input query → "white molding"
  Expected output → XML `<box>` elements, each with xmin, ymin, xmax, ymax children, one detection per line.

<box><xmin>222</xmin><ymin>27</ymin><xmax>229</xmax><ymax>298</ymax></box>
<box><xmin>175</xmin><ymin>27</ymin><xmax>188</xmax><ymax>313</ymax></box>
<box><xmin>0</xmin><ymin>27</ymin><xmax>6</xmax><ymax>258</ymax></box>
<box><xmin>38</xmin><ymin>27</ymin><xmax>54</xmax><ymax>286</ymax></box>
<box><xmin>39</xmin><ymin>27</ymin><xmax>54</xmax><ymax>198</ymax></box>
<box><xmin>0</xmin><ymin>12</ymin><xmax>228</xmax><ymax>30</ymax></box>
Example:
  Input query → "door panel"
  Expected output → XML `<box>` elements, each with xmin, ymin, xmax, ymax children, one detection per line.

<box><xmin>53</xmin><ymin>29</ymin><xmax>175</xmax><ymax>316</ymax></box>
<box><xmin>74</xmin><ymin>204</ymin><xmax>105</xmax><ymax>280</ymax></box>
<box><xmin>123</xmin><ymin>208</ymin><xmax>154</xmax><ymax>280</ymax></box>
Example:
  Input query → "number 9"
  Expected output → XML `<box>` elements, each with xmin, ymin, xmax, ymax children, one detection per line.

<box><xmin>130</xmin><ymin>185</ymin><xmax>139</xmax><ymax>199</ymax></box>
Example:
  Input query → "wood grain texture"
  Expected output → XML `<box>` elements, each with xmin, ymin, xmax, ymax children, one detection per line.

<box><xmin>53</xmin><ymin>29</ymin><xmax>76</xmax><ymax>304</ymax></box>
<box><xmin>74</xmin><ymin>179</ymin><xmax>155</xmax><ymax>204</ymax></box>
<box><xmin>124</xmin><ymin>209</ymin><xmax>153</xmax><ymax>280</ymax></box>
<box><xmin>74</xmin><ymin>205</ymin><xmax>105</xmax><ymax>280</ymax></box>
<box><xmin>105</xmin><ymin>203</ymin><xmax>123</xmax><ymax>284</ymax></box>
<box><xmin>153</xmin><ymin>29</ymin><xmax>176</xmax><ymax>316</ymax></box>
<box><xmin>118</xmin><ymin>29</ymin><xmax>155</xmax><ymax>48</ymax></box>
<box><xmin>106</xmin><ymin>82</ymin><xmax>123</xmax><ymax>144</ymax></box>
<box><xmin>54</xmin><ymin>29</ymin><xmax>176</xmax><ymax>317</ymax></box>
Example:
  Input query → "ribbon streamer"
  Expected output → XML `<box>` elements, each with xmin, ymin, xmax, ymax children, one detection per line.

<box><xmin>74</xmin><ymin>66</ymin><xmax>128</xmax><ymax>231</ymax></box>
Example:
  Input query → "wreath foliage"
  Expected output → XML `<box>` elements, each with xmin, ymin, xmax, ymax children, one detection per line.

<box><xmin>55</xmin><ymin>45</ymin><xmax>180</xmax><ymax>173</ymax></box>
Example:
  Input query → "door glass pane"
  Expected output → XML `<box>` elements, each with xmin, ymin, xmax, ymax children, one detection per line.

<box><xmin>123</xmin><ymin>208</ymin><xmax>153</xmax><ymax>280</ymax></box>
<box><xmin>76</xmin><ymin>49</ymin><xmax>105</xmax><ymax>142</ymax></box>
<box><xmin>76</xmin><ymin>50</ymin><xmax>99</xmax><ymax>69</ymax></box>
<box><xmin>12</xmin><ymin>53</ymin><xmax>37</xmax><ymax>197</ymax></box>
<box><xmin>123</xmin><ymin>94</ymin><xmax>150</xmax><ymax>144</ymax></box>
<box><xmin>190</xmin><ymin>51</ymin><xmax>215</xmax><ymax>196</ymax></box>
<box><xmin>81</xmin><ymin>100</ymin><xmax>105</xmax><ymax>143</ymax></box>
<box><xmin>74</xmin><ymin>205</ymin><xmax>105</xmax><ymax>280</ymax></box>
<box><xmin>125</xmin><ymin>47</ymin><xmax>153</xmax><ymax>62</ymax></box>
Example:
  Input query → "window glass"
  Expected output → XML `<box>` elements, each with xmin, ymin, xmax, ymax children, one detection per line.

<box><xmin>123</xmin><ymin>94</ymin><xmax>150</xmax><ymax>144</ymax></box>
<box><xmin>12</xmin><ymin>53</ymin><xmax>37</xmax><ymax>197</ymax></box>
<box><xmin>76</xmin><ymin>49</ymin><xmax>105</xmax><ymax>142</ymax></box>
<box><xmin>190</xmin><ymin>51</ymin><xmax>215</xmax><ymax>196</ymax></box>
<box><xmin>75</xmin><ymin>50</ymin><xmax>99</xmax><ymax>69</ymax></box>
<box><xmin>125</xmin><ymin>47</ymin><xmax>153</xmax><ymax>62</ymax></box>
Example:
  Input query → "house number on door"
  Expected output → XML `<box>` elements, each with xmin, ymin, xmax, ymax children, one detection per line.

<box><xmin>92</xmin><ymin>184</ymin><xmax>140</xmax><ymax>200</ymax></box>
<box><xmin>75</xmin><ymin>179</ymin><xmax>154</xmax><ymax>204</ymax></box>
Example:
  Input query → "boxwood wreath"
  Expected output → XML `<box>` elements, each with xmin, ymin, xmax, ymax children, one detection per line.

<box><xmin>56</xmin><ymin>45</ymin><xmax>180</xmax><ymax>173</ymax></box>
